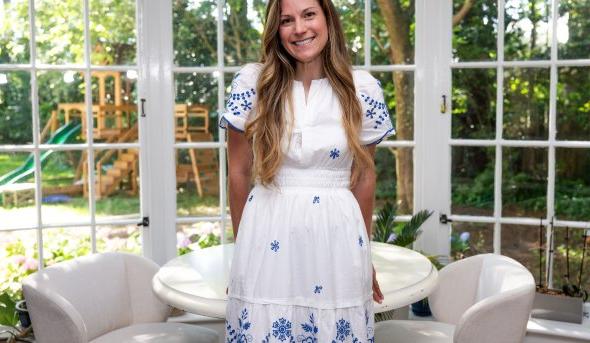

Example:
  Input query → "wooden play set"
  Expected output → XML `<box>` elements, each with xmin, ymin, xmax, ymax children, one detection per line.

<box><xmin>0</xmin><ymin>71</ymin><xmax>218</xmax><ymax>206</ymax></box>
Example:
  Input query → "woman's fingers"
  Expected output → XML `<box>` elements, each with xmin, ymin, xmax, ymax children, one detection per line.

<box><xmin>372</xmin><ymin>265</ymin><xmax>384</xmax><ymax>304</ymax></box>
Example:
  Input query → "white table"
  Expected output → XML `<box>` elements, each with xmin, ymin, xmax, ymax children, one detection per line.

<box><xmin>153</xmin><ymin>241</ymin><xmax>438</xmax><ymax>319</ymax></box>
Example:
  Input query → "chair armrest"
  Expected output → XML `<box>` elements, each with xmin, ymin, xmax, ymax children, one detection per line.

<box><xmin>23</xmin><ymin>284</ymin><xmax>87</xmax><ymax>343</ymax></box>
<box><xmin>454</xmin><ymin>285</ymin><xmax>535</xmax><ymax>343</ymax></box>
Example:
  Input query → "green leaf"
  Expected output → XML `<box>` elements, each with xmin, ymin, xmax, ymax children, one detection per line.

<box><xmin>0</xmin><ymin>292</ymin><xmax>18</xmax><ymax>326</ymax></box>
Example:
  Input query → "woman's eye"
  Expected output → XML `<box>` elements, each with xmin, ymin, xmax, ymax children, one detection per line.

<box><xmin>305</xmin><ymin>11</ymin><xmax>316</xmax><ymax>18</ymax></box>
<box><xmin>280</xmin><ymin>18</ymin><xmax>292</xmax><ymax>25</ymax></box>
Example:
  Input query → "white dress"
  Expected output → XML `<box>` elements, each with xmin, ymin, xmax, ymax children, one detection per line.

<box><xmin>219</xmin><ymin>63</ymin><xmax>395</xmax><ymax>343</ymax></box>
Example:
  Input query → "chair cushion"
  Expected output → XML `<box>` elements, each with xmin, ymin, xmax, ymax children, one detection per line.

<box><xmin>375</xmin><ymin>320</ymin><xmax>455</xmax><ymax>343</ymax></box>
<box><xmin>89</xmin><ymin>323</ymin><xmax>219</xmax><ymax>343</ymax></box>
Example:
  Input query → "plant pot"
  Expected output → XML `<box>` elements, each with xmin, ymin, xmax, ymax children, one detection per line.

<box><xmin>15</xmin><ymin>300</ymin><xmax>31</xmax><ymax>328</ymax></box>
<box><xmin>531</xmin><ymin>291</ymin><xmax>584</xmax><ymax>324</ymax></box>
<box><xmin>411</xmin><ymin>299</ymin><xmax>432</xmax><ymax>317</ymax></box>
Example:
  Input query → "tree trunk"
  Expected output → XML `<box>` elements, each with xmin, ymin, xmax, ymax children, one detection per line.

<box><xmin>376</xmin><ymin>0</ymin><xmax>413</xmax><ymax>213</ymax></box>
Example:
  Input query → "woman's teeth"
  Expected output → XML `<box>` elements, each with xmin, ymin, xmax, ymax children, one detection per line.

<box><xmin>294</xmin><ymin>37</ymin><xmax>314</xmax><ymax>46</ymax></box>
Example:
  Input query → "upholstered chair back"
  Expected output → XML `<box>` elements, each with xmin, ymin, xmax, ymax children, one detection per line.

<box><xmin>22</xmin><ymin>252</ymin><xmax>169</xmax><ymax>342</ymax></box>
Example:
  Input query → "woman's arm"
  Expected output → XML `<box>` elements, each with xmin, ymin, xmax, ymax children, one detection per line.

<box><xmin>351</xmin><ymin>145</ymin><xmax>377</xmax><ymax>238</ymax></box>
<box><xmin>227</xmin><ymin>128</ymin><xmax>253</xmax><ymax>240</ymax></box>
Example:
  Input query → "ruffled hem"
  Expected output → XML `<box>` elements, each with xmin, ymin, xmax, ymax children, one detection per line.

<box><xmin>225</xmin><ymin>297</ymin><xmax>375</xmax><ymax>343</ymax></box>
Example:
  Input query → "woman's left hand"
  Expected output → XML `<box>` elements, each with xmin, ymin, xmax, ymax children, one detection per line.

<box><xmin>372</xmin><ymin>264</ymin><xmax>384</xmax><ymax>304</ymax></box>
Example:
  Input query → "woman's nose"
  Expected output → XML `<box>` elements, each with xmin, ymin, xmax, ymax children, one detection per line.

<box><xmin>294</xmin><ymin>18</ymin><xmax>306</xmax><ymax>35</ymax></box>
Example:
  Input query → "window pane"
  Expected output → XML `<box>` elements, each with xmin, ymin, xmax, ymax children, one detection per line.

<box><xmin>94</xmin><ymin>148</ymin><xmax>140</xmax><ymax>220</ymax></box>
<box><xmin>91</xmin><ymin>71</ymin><xmax>139</xmax><ymax>143</ymax></box>
<box><xmin>558</xmin><ymin>0</ymin><xmax>590</xmax><ymax>60</ymax></box>
<box><xmin>175</xmin><ymin>72</ymin><xmax>218</xmax><ymax>142</ymax></box>
<box><xmin>41</xmin><ymin>150</ymin><xmax>89</xmax><ymax>225</ymax></box>
<box><xmin>371</xmin><ymin>0</ymin><xmax>414</xmax><ymax>65</ymax></box>
<box><xmin>0</xmin><ymin>71</ymin><xmax>32</xmax><ymax>145</ymax></box>
<box><xmin>502</xmin><ymin>147</ymin><xmax>547</xmax><ymax>217</ymax></box>
<box><xmin>0</xmin><ymin>229</ymin><xmax>38</xmax><ymax>299</ymax></box>
<box><xmin>35</xmin><ymin>0</ymin><xmax>84</xmax><ymax>65</ymax></box>
<box><xmin>452</xmin><ymin>146</ymin><xmax>495</xmax><ymax>216</ymax></box>
<box><xmin>223</xmin><ymin>0</ymin><xmax>264</xmax><ymax>66</ymax></box>
<box><xmin>177</xmin><ymin>222</ymin><xmax>222</xmax><ymax>256</ymax></box>
<box><xmin>556</xmin><ymin>67</ymin><xmax>590</xmax><ymax>141</ymax></box>
<box><xmin>174</xmin><ymin>0</ymin><xmax>218</xmax><ymax>67</ymax></box>
<box><xmin>451</xmin><ymin>222</ymin><xmax>494</xmax><ymax>259</ymax></box>
<box><xmin>501</xmin><ymin>224</ymin><xmax>543</xmax><ymax>286</ymax></box>
<box><xmin>374</xmin><ymin>71</ymin><xmax>413</xmax><ymax>142</ymax></box>
<box><xmin>504</xmin><ymin>0</ymin><xmax>551</xmax><ymax>61</ymax></box>
<box><xmin>42</xmin><ymin>227</ymin><xmax>91</xmax><ymax>267</ymax></box>
<box><xmin>90</xmin><ymin>0</ymin><xmax>136</xmax><ymax>65</ymax></box>
<box><xmin>335</xmin><ymin>0</ymin><xmax>365</xmax><ymax>65</ymax></box>
<box><xmin>0</xmin><ymin>0</ymin><xmax>30</xmax><ymax>64</ymax></box>
<box><xmin>452</xmin><ymin>0</ymin><xmax>498</xmax><ymax>61</ymax></box>
<box><xmin>555</xmin><ymin>148</ymin><xmax>590</xmax><ymax>221</ymax></box>
<box><xmin>38</xmin><ymin>71</ymin><xmax>85</xmax><ymax>144</ymax></box>
<box><xmin>375</xmin><ymin>147</ymin><xmax>413</xmax><ymax>215</ymax></box>
<box><xmin>97</xmin><ymin>224</ymin><xmax>141</xmax><ymax>254</ymax></box>
<box><xmin>503</xmin><ymin>68</ymin><xmax>549</xmax><ymax>140</ymax></box>
<box><xmin>0</xmin><ymin>152</ymin><xmax>37</xmax><ymax>230</ymax></box>
<box><xmin>452</xmin><ymin>68</ymin><xmax>496</xmax><ymax>139</ymax></box>
<box><xmin>553</xmin><ymin>227</ymin><xmax>590</xmax><ymax>293</ymax></box>
<box><xmin>176</xmin><ymin>148</ymin><xmax>220</xmax><ymax>217</ymax></box>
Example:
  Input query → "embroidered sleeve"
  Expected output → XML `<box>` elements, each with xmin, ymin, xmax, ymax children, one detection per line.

<box><xmin>219</xmin><ymin>64</ymin><xmax>260</xmax><ymax>132</ymax></box>
<box><xmin>357</xmin><ymin>72</ymin><xmax>395</xmax><ymax>145</ymax></box>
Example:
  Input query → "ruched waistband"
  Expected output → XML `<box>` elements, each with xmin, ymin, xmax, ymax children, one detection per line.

<box><xmin>265</xmin><ymin>168</ymin><xmax>351</xmax><ymax>188</ymax></box>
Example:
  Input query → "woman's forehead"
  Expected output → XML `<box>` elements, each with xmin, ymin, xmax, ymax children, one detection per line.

<box><xmin>280</xmin><ymin>0</ymin><xmax>320</xmax><ymax>15</ymax></box>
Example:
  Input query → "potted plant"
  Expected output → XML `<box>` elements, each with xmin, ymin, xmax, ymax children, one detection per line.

<box><xmin>532</xmin><ymin>223</ymin><xmax>589</xmax><ymax>324</ymax></box>
<box><xmin>0</xmin><ymin>292</ymin><xmax>33</xmax><ymax>342</ymax></box>
<box><xmin>372</xmin><ymin>201</ymin><xmax>434</xmax><ymax>319</ymax></box>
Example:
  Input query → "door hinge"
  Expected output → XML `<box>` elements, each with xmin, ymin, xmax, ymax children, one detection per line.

<box><xmin>137</xmin><ymin>216</ymin><xmax>149</xmax><ymax>227</ymax></box>
<box><xmin>439</xmin><ymin>214</ymin><xmax>453</xmax><ymax>224</ymax></box>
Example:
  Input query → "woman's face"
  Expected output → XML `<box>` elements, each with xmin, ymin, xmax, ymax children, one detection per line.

<box><xmin>278</xmin><ymin>0</ymin><xmax>329</xmax><ymax>65</ymax></box>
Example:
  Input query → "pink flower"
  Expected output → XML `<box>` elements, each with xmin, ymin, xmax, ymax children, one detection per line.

<box><xmin>22</xmin><ymin>257</ymin><xmax>38</xmax><ymax>271</ymax></box>
<box><xmin>12</xmin><ymin>255</ymin><xmax>26</xmax><ymax>265</ymax></box>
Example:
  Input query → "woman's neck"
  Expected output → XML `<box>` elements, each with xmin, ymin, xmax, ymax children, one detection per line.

<box><xmin>294</xmin><ymin>59</ymin><xmax>325</xmax><ymax>84</ymax></box>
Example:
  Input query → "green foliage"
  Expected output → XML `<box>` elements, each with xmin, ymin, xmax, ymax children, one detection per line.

<box><xmin>373</xmin><ymin>201</ymin><xmax>433</xmax><ymax>248</ymax></box>
<box><xmin>0</xmin><ymin>292</ymin><xmax>18</xmax><ymax>326</ymax></box>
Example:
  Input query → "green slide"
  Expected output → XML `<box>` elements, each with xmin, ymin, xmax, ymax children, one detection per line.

<box><xmin>0</xmin><ymin>122</ymin><xmax>82</xmax><ymax>186</ymax></box>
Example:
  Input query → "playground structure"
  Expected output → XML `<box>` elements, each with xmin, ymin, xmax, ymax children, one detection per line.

<box><xmin>0</xmin><ymin>71</ymin><xmax>219</xmax><ymax>204</ymax></box>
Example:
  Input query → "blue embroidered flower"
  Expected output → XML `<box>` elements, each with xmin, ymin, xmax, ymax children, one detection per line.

<box><xmin>313</xmin><ymin>196</ymin><xmax>320</xmax><ymax>204</ymax></box>
<box><xmin>358</xmin><ymin>236</ymin><xmax>364</xmax><ymax>247</ymax></box>
<box><xmin>248</xmin><ymin>194</ymin><xmax>253</xmax><ymax>202</ymax></box>
<box><xmin>329</xmin><ymin>148</ymin><xmax>340</xmax><ymax>159</ymax></box>
<box><xmin>314</xmin><ymin>285</ymin><xmax>323</xmax><ymax>294</ymax></box>
<box><xmin>360</xmin><ymin>93</ymin><xmax>390</xmax><ymax>129</ymax></box>
<box><xmin>225</xmin><ymin>308</ymin><xmax>253</xmax><ymax>343</ymax></box>
<box><xmin>299</xmin><ymin>313</ymin><xmax>319</xmax><ymax>343</ymax></box>
<box><xmin>270</xmin><ymin>240</ymin><xmax>280</xmax><ymax>252</ymax></box>
<box><xmin>366</xmin><ymin>308</ymin><xmax>375</xmax><ymax>343</ymax></box>
<box><xmin>226</xmin><ymin>74</ymin><xmax>256</xmax><ymax>117</ymax></box>
<box><xmin>272</xmin><ymin>317</ymin><xmax>293</xmax><ymax>341</ymax></box>
<box><xmin>334</xmin><ymin>319</ymin><xmax>351</xmax><ymax>341</ymax></box>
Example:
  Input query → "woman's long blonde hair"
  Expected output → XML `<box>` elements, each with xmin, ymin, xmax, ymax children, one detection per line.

<box><xmin>244</xmin><ymin>0</ymin><xmax>373</xmax><ymax>187</ymax></box>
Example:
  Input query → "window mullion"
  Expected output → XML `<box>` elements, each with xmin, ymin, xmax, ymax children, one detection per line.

<box><xmin>27</xmin><ymin>0</ymin><xmax>44</xmax><ymax>269</ymax></box>
<box><xmin>494</xmin><ymin>0</ymin><xmax>506</xmax><ymax>255</ymax></box>
<box><xmin>217</xmin><ymin>0</ymin><xmax>228</xmax><ymax>244</ymax></box>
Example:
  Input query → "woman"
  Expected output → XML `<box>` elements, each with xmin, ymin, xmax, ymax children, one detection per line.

<box><xmin>220</xmin><ymin>0</ymin><xmax>394</xmax><ymax>341</ymax></box>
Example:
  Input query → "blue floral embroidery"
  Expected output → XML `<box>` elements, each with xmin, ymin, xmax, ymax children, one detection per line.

<box><xmin>360</xmin><ymin>93</ymin><xmax>389</xmax><ymax>129</ymax></box>
<box><xmin>329</xmin><ymin>148</ymin><xmax>340</xmax><ymax>159</ymax></box>
<box><xmin>358</xmin><ymin>236</ymin><xmax>364</xmax><ymax>247</ymax></box>
<box><xmin>248</xmin><ymin>194</ymin><xmax>253</xmax><ymax>202</ymax></box>
<box><xmin>365</xmin><ymin>309</ymin><xmax>375</xmax><ymax>343</ymax></box>
<box><xmin>227</xmin><ymin>73</ymin><xmax>256</xmax><ymax>117</ymax></box>
<box><xmin>272</xmin><ymin>318</ymin><xmax>293</xmax><ymax>342</ymax></box>
<box><xmin>270</xmin><ymin>240</ymin><xmax>280</xmax><ymax>252</ymax></box>
<box><xmin>333</xmin><ymin>319</ymin><xmax>351</xmax><ymax>342</ymax></box>
<box><xmin>225</xmin><ymin>308</ymin><xmax>253</xmax><ymax>343</ymax></box>
<box><xmin>298</xmin><ymin>313</ymin><xmax>319</xmax><ymax>343</ymax></box>
<box><xmin>314</xmin><ymin>285</ymin><xmax>323</xmax><ymax>294</ymax></box>
<box><xmin>313</xmin><ymin>196</ymin><xmax>320</xmax><ymax>204</ymax></box>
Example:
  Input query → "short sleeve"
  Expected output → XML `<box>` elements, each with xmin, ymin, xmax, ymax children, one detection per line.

<box><xmin>355</xmin><ymin>71</ymin><xmax>395</xmax><ymax>145</ymax></box>
<box><xmin>219</xmin><ymin>63</ymin><xmax>261</xmax><ymax>132</ymax></box>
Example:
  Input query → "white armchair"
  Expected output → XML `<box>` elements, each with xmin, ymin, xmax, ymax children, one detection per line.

<box><xmin>375</xmin><ymin>253</ymin><xmax>536</xmax><ymax>343</ymax></box>
<box><xmin>22</xmin><ymin>252</ymin><xmax>219</xmax><ymax>343</ymax></box>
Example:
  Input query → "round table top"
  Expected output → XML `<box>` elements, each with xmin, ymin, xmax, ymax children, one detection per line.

<box><xmin>153</xmin><ymin>241</ymin><xmax>438</xmax><ymax>319</ymax></box>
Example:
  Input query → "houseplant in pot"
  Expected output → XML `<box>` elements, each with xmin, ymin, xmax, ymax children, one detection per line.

<box><xmin>0</xmin><ymin>292</ymin><xmax>33</xmax><ymax>342</ymax></box>
<box><xmin>372</xmin><ymin>201</ymin><xmax>435</xmax><ymax>319</ymax></box>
